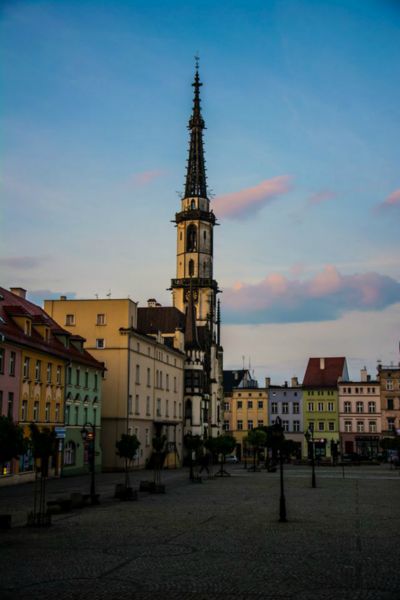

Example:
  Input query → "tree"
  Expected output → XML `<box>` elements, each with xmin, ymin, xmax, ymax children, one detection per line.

<box><xmin>29</xmin><ymin>424</ymin><xmax>57</xmax><ymax>525</ymax></box>
<box><xmin>152</xmin><ymin>434</ymin><xmax>167</xmax><ymax>485</ymax></box>
<box><xmin>116</xmin><ymin>433</ymin><xmax>141</xmax><ymax>489</ymax></box>
<box><xmin>214</xmin><ymin>434</ymin><xmax>236</xmax><ymax>477</ymax></box>
<box><xmin>245</xmin><ymin>429</ymin><xmax>267</xmax><ymax>471</ymax></box>
<box><xmin>184</xmin><ymin>433</ymin><xmax>203</xmax><ymax>480</ymax></box>
<box><xmin>0</xmin><ymin>416</ymin><xmax>26</xmax><ymax>471</ymax></box>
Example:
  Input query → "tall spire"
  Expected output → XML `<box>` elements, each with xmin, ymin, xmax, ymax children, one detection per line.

<box><xmin>184</xmin><ymin>58</ymin><xmax>208</xmax><ymax>199</ymax></box>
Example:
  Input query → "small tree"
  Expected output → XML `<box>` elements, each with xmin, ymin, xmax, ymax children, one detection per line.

<box><xmin>29</xmin><ymin>424</ymin><xmax>57</xmax><ymax>525</ymax></box>
<box><xmin>0</xmin><ymin>416</ymin><xmax>26</xmax><ymax>472</ymax></box>
<box><xmin>214</xmin><ymin>434</ymin><xmax>236</xmax><ymax>477</ymax></box>
<box><xmin>116</xmin><ymin>433</ymin><xmax>141</xmax><ymax>489</ymax></box>
<box><xmin>246</xmin><ymin>429</ymin><xmax>267</xmax><ymax>472</ymax></box>
<box><xmin>184</xmin><ymin>433</ymin><xmax>203</xmax><ymax>480</ymax></box>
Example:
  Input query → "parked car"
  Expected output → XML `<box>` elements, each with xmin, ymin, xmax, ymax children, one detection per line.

<box><xmin>225</xmin><ymin>455</ymin><xmax>239</xmax><ymax>464</ymax></box>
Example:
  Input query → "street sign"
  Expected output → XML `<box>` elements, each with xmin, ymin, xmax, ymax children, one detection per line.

<box><xmin>55</xmin><ymin>427</ymin><xmax>66</xmax><ymax>439</ymax></box>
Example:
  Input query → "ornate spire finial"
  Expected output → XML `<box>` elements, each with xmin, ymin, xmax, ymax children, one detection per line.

<box><xmin>184</xmin><ymin>61</ymin><xmax>207</xmax><ymax>199</ymax></box>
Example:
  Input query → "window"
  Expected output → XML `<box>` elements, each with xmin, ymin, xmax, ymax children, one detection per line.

<box><xmin>56</xmin><ymin>365</ymin><xmax>62</xmax><ymax>385</ymax></box>
<box><xmin>147</xmin><ymin>368</ymin><xmax>151</xmax><ymax>386</ymax></box>
<box><xmin>0</xmin><ymin>348</ymin><xmax>4</xmax><ymax>373</ymax></box>
<box><xmin>179</xmin><ymin>402</ymin><xmax>182</xmax><ymax>418</ymax></box>
<box><xmin>84</xmin><ymin>406</ymin><xmax>88</xmax><ymax>424</ymax></box>
<box><xmin>387</xmin><ymin>417</ymin><xmax>395</xmax><ymax>431</ymax></box>
<box><xmin>356</xmin><ymin>401</ymin><xmax>363</xmax><ymax>413</ymax></box>
<box><xmin>293</xmin><ymin>420</ymin><xmax>300</xmax><ymax>432</ymax></box>
<box><xmin>96</xmin><ymin>338</ymin><xmax>105</xmax><ymax>349</ymax></box>
<box><xmin>386</xmin><ymin>380</ymin><xmax>393</xmax><ymax>391</ymax></box>
<box><xmin>160</xmin><ymin>371</ymin><xmax>163</xmax><ymax>389</ymax></box>
<box><xmin>65</xmin><ymin>405</ymin><xmax>70</xmax><ymax>425</ymax></box>
<box><xmin>344</xmin><ymin>420</ymin><xmax>352</xmax><ymax>432</ymax></box>
<box><xmin>344</xmin><ymin>401</ymin><xmax>351</xmax><ymax>413</ymax></box>
<box><xmin>146</xmin><ymin>396</ymin><xmax>151</xmax><ymax>416</ymax></box>
<box><xmin>237</xmin><ymin>401</ymin><xmax>243</xmax><ymax>409</ymax></box>
<box><xmin>293</xmin><ymin>402</ymin><xmax>299</xmax><ymax>414</ymax></box>
<box><xmin>33</xmin><ymin>401</ymin><xmax>39</xmax><ymax>422</ymax></box>
<box><xmin>166</xmin><ymin>374</ymin><xmax>169</xmax><ymax>391</ymax></box>
<box><xmin>237</xmin><ymin>420</ymin><xmax>243</xmax><ymax>431</ymax></box>
<box><xmin>166</xmin><ymin>399</ymin><xmax>169</xmax><ymax>417</ymax></box>
<box><xmin>248</xmin><ymin>419</ymin><xmax>254</xmax><ymax>430</ymax></box>
<box><xmin>75</xmin><ymin>406</ymin><xmax>79</xmax><ymax>426</ymax></box>
<box><xmin>188</xmin><ymin>259</ymin><xmax>194</xmax><ymax>276</ymax></box>
<box><xmin>248</xmin><ymin>400</ymin><xmax>253</xmax><ymax>409</ymax></box>
<box><xmin>308</xmin><ymin>402</ymin><xmax>314</xmax><ymax>412</ymax></box>
<box><xmin>318</xmin><ymin>402</ymin><xmax>324</xmax><ymax>412</ymax></box>
<box><xmin>387</xmin><ymin>398</ymin><xmax>394</xmax><ymax>410</ymax></box>
<box><xmin>84</xmin><ymin>371</ymin><xmax>89</xmax><ymax>388</ymax></box>
<box><xmin>356</xmin><ymin>421</ymin><xmax>364</xmax><ymax>433</ymax></box>
<box><xmin>258</xmin><ymin>400</ymin><xmax>263</xmax><ymax>409</ymax></box>
<box><xmin>271</xmin><ymin>402</ymin><xmax>278</xmax><ymax>414</ymax></box>
<box><xmin>223</xmin><ymin>420</ymin><xmax>230</xmax><ymax>431</ymax></box>
<box><xmin>7</xmin><ymin>392</ymin><xmax>14</xmax><ymax>418</ymax></box>
<box><xmin>76</xmin><ymin>369</ymin><xmax>80</xmax><ymax>386</ymax></box>
<box><xmin>128</xmin><ymin>395</ymin><xmax>133</xmax><ymax>414</ymax></box>
<box><xmin>94</xmin><ymin>373</ymin><xmax>98</xmax><ymax>390</ymax></box>
<box><xmin>96</xmin><ymin>313</ymin><xmax>105</xmax><ymax>325</ymax></box>
<box><xmin>67</xmin><ymin>366</ymin><xmax>72</xmax><ymax>384</ymax></box>
<box><xmin>369</xmin><ymin>421</ymin><xmax>377</xmax><ymax>433</ymax></box>
<box><xmin>282</xmin><ymin>402</ymin><xmax>289</xmax><ymax>414</ymax></box>
<box><xmin>187</xmin><ymin>224</ymin><xmax>197</xmax><ymax>251</ymax></box>
<box><xmin>35</xmin><ymin>360</ymin><xmax>41</xmax><ymax>382</ymax></box>
<box><xmin>328</xmin><ymin>402</ymin><xmax>334</xmax><ymax>412</ymax></box>
<box><xmin>328</xmin><ymin>422</ymin><xmax>335</xmax><ymax>432</ymax></box>
<box><xmin>282</xmin><ymin>420</ymin><xmax>289</xmax><ymax>432</ymax></box>
<box><xmin>64</xmin><ymin>441</ymin><xmax>76</xmax><ymax>465</ymax></box>
<box><xmin>136</xmin><ymin>364</ymin><xmax>140</xmax><ymax>384</ymax></box>
<box><xmin>65</xmin><ymin>314</ymin><xmax>75</xmax><ymax>326</ymax></box>
<box><xmin>368</xmin><ymin>401</ymin><xmax>376</xmax><ymax>413</ymax></box>
<box><xmin>93</xmin><ymin>408</ymin><xmax>97</xmax><ymax>426</ymax></box>
<box><xmin>46</xmin><ymin>363</ymin><xmax>52</xmax><ymax>384</ymax></box>
<box><xmin>21</xmin><ymin>400</ymin><xmax>28</xmax><ymax>421</ymax></box>
<box><xmin>145</xmin><ymin>429</ymin><xmax>150</xmax><ymax>446</ymax></box>
<box><xmin>137</xmin><ymin>342</ymin><xmax>140</xmax><ymax>353</ymax></box>
<box><xmin>258</xmin><ymin>419</ymin><xmax>264</xmax><ymax>427</ymax></box>
<box><xmin>174</xmin><ymin>400</ymin><xmax>177</xmax><ymax>418</ymax></box>
<box><xmin>45</xmin><ymin>402</ymin><xmax>50</xmax><ymax>422</ymax></box>
<box><xmin>135</xmin><ymin>394</ymin><xmax>139</xmax><ymax>415</ymax></box>
<box><xmin>9</xmin><ymin>352</ymin><xmax>16</xmax><ymax>376</ymax></box>
<box><xmin>55</xmin><ymin>403</ymin><xmax>60</xmax><ymax>422</ymax></box>
<box><xmin>157</xmin><ymin>398</ymin><xmax>161</xmax><ymax>417</ymax></box>
<box><xmin>174</xmin><ymin>376</ymin><xmax>177</xmax><ymax>393</ymax></box>
<box><xmin>318</xmin><ymin>422</ymin><xmax>324</xmax><ymax>432</ymax></box>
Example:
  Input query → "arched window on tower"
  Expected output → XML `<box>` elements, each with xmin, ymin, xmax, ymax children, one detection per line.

<box><xmin>191</xmin><ymin>199</ymin><xmax>196</xmax><ymax>210</ymax></box>
<box><xmin>187</xmin><ymin>225</ymin><xmax>197</xmax><ymax>252</ymax></box>
<box><xmin>185</xmin><ymin>399</ymin><xmax>192</xmax><ymax>423</ymax></box>
<box><xmin>203</xmin><ymin>260</ymin><xmax>208</xmax><ymax>277</ymax></box>
<box><xmin>189</xmin><ymin>259</ymin><xmax>194</xmax><ymax>277</ymax></box>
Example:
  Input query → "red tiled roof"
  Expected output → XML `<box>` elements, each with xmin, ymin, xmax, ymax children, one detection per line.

<box><xmin>303</xmin><ymin>357</ymin><xmax>348</xmax><ymax>388</ymax></box>
<box><xmin>137</xmin><ymin>306</ymin><xmax>185</xmax><ymax>335</ymax></box>
<box><xmin>0</xmin><ymin>287</ymin><xmax>103</xmax><ymax>370</ymax></box>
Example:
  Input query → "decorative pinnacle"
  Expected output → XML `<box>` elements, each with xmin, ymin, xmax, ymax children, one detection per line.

<box><xmin>184</xmin><ymin>61</ymin><xmax>207</xmax><ymax>199</ymax></box>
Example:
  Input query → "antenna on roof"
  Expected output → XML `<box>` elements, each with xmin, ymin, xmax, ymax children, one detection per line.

<box><xmin>106</xmin><ymin>290</ymin><xmax>111</xmax><ymax>298</ymax></box>
<box><xmin>95</xmin><ymin>294</ymin><xmax>98</xmax><ymax>299</ymax></box>
<box><xmin>242</xmin><ymin>355</ymin><xmax>245</xmax><ymax>370</ymax></box>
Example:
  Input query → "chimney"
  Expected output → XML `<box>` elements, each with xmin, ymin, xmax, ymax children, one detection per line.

<box><xmin>320</xmin><ymin>358</ymin><xmax>325</xmax><ymax>370</ymax></box>
<box><xmin>10</xmin><ymin>287</ymin><xmax>27</xmax><ymax>299</ymax></box>
<box><xmin>265</xmin><ymin>377</ymin><xmax>270</xmax><ymax>388</ymax></box>
<box><xmin>360</xmin><ymin>367</ymin><xmax>368</xmax><ymax>382</ymax></box>
<box><xmin>60</xmin><ymin>295</ymin><xmax>67</xmax><ymax>301</ymax></box>
<box><xmin>147</xmin><ymin>298</ymin><xmax>158</xmax><ymax>308</ymax></box>
<box><xmin>291</xmin><ymin>376</ymin><xmax>299</xmax><ymax>387</ymax></box>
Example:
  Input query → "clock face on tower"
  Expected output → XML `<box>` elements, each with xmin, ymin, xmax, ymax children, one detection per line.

<box><xmin>185</xmin><ymin>289</ymin><xmax>198</xmax><ymax>302</ymax></box>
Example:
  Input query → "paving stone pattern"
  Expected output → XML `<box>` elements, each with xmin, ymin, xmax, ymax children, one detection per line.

<box><xmin>0</xmin><ymin>465</ymin><xmax>399</xmax><ymax>599</ymax></box>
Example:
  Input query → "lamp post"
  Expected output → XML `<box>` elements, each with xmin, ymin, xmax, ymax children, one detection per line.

<box><xmin>80</xmin><ymin>422</ymin><xmax>98</xmax><ymax>504</ymax></box>
<box><xmin>304</xmin><ymin>425</ymin><xmax>316</xmax><ymax>488</ymax></box>
<box><xmin>275</xmin><ymin>416</ymin><xmax>287</xmax><ymax>523</ymax></box>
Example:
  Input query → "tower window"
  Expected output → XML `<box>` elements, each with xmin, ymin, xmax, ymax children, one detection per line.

<box><xmin>189</xmin><ymin>259</ymin><xmax>194</xmax><ymax>276</ymax></box>
<box><xmin>187</xmin><ymin>224</ymin><xmax>197</xmax><ymax>251</ymax></box>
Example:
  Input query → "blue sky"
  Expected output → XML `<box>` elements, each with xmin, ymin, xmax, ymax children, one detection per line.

<box><xmin>1</xmin><ymin>0</ymin><xmax>400</xmax><ymax>381</ymax></box>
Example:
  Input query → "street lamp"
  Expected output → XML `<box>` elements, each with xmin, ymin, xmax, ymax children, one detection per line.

<box><xmin>304</xmin><ymin>425</ymin><xmax>316</xmax><ymax>488</ymax></box>
<box><xmin>80</xmin><ymin>422</ymin><xmax>98</xmax><ymax>505</ymax></box>
<box><xmin>275</xmin><ymin>416</ymin><xmax>287</xmax><ymax>523</ymax></box>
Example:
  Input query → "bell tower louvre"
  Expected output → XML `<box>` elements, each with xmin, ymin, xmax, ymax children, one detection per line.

<box><xmin>170</xmin><ymin>62</ymin><xmax>223</xmax><ymax>438</ymax></box>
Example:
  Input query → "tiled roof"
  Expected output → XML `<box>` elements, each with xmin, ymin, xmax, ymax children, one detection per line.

<box><xmin>223</xmin><ymin>369</ymin><xmax>249</xmax><ymax>393</ymax></box>
<box><xmin>0</xmin><ymin>287</ymin><xmax>104</xmax><ymax>370</ymax></box>
<box><xmin>137</xmin><ymin>306</ymin><xmax>185</xmax><ymax>335</ymax></box>
<box><xmin>303</xmin><ymin>357</ymin><xmax>348</xmax><ymax>388</ymax></box>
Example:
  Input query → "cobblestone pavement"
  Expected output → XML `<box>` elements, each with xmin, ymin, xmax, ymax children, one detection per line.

<box><xmin>0</xmin><ymin>464</ymin><xmax>399</xmax><ymax>599</ymax></box>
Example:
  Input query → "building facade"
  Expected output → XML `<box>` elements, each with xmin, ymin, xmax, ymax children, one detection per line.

<box><xmin>44</xmin><ymin>297</ymin><xmax>185</xmax><ymax>470</ymax></box>
<box><xmin>338</xmin><ymin>368</ymin><xmax>381</xmax><ymax>457</ymax></box>
<box><xmin>378</xmin><ymin>363</ymin><xmax>400</xmax><ymax>438</ymax></box>
<box><xmin>268</xmin><ymin>377</ymin><xmax>303</xmax><ymax>458</ymax></box>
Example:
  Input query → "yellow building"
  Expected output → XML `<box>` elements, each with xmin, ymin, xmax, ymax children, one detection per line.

<box><xmin>44</xmin><ymin>297</ymin><xmax>185</xmax><ymax>470</ymax></box>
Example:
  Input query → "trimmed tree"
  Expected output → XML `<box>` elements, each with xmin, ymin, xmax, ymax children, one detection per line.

<box><xmin>29</xmin><ymin>424</ymin><xmax>57</xmax><ymax>525</ymax></box>
<box><xmin>0</xmin><ymin>416</ymin><xmax>26</xmax><ymax>472</ymax></box>
<box><xmin>116</xmin><ymin>433</ymin><xmax>141</xmax><ymax>489</ymax></box>
<box><xmin>246</xmin><ymin>428</ymin><xmax>267</xmax><ymax>472</ymax></box>
<box><xmin>214</xmin><ymin>434</ymin><xmax>236</xmax><ymax>477</ymax></box>
<box><xmin>183</xmin><ymin>433</ymin><xmax>203</xmax><ymax>480</ymax></box>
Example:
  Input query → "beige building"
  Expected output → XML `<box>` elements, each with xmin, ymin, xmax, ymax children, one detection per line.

<box><xmin>378</xmin><ymin>363</ymin><xmax>400</xmax><ymax>437</ymax></box>
<box><xmin>44</xmin><ymin>297</ymin><xmax>185</xmax><ymax>470</ymax></box>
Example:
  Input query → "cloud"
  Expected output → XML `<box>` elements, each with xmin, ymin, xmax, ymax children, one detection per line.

<box><xmin>222</xmin><ymin>265</ymin><xmax>400</xmax><ymax>324</ymax></box>
<box><xmin>0</xmin><ymin>256</ymin><xmax>47</xmax><ymax>270</ymax></box>
<box><xmin>213</xmin><ymin>175</ymin><xmax>292</xmax><ymax>219</ymax></box>
<box><xmin>307</xmin><ymin>190</ymin><xmax>336</xmax><ymax>206</ymax></box>
<box><xmin>376</xmin><ymin>188</ymin><xmax>400</xmax><ymax>212</ymax></box>
<box><xmin>130</xmin><ymin>170</ymin><xmax>166</xmax><ymax>187</ymax></box>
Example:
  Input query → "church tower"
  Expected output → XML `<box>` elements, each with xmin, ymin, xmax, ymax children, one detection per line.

<box><xmin>171</xmin><ymin>63</ymin><xmax>223</xmax><ymax>438</ymax></box>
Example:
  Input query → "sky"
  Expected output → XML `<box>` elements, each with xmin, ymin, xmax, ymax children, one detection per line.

<box><xmin>1</xmin><ymin>0</ymin><xmax>400</xmax><ymax>383</ymax></box>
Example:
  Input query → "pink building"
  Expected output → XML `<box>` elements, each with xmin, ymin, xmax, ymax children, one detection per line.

<box><xmin>0</xmin><ymin>341</ymin><xmax>21</xmax><ymax>422</ymax></box>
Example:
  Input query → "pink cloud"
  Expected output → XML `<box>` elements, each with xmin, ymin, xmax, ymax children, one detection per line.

<box><xmin>130</xmin><ymin>170</ymin><xmax>165</xmax><ymax>186</ymax></box>
<box><xmin>376</xmin><ymin>188</ymin><xmax>400</xmax><ymax>212</ymax></box>
<box><xmin>307</xmin><ymin>190</ymin><xmax>336</xmax><ymax>206</ymax></box>
<box><xmin>223</xmin><ymin>266</ymin><xmax>400</xmax><ymax>324</ymax></box>
<box><xmin>213</xmin><ymin>175</ymin><xmax>292</xmax><ymax>219</ymax></box>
